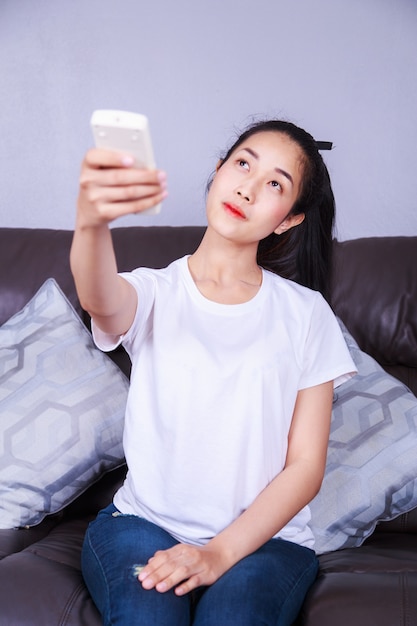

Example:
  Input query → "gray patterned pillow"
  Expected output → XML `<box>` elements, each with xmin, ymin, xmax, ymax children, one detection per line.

<box><xmin>309</xmin><ymin>319</ymin><xmax>417</xmax><ymax>554</ymax></box>
<box><xmin>0</xmin><ymin>279</ymin><xmax>128</xmax><ymax>529</ymax></box>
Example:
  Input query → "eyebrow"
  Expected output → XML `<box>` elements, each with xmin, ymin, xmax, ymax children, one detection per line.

<box><xmin>242</xmin><ymin>147</ymin><xmax>294</xmax><ymax>186</ymax></box>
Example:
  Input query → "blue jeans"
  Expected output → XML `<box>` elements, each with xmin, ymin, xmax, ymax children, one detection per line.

<box><xmin>81</xmin><ymin>504</ymin><xmax>318</xmax><ymax>626</ymax></box>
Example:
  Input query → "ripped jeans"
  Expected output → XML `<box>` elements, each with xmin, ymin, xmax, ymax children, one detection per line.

<box><xmin>81</xmin><ymin>503</ymin><xmax>318</xmax><ymax>626</ymax></box>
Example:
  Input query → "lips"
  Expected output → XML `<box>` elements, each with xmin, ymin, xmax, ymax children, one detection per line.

<box><xmin>223</xmin><ymin>202</ymin><xmax>247</xmax><ymax>220</ymax></box>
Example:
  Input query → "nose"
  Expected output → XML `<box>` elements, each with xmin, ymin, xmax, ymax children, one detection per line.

<box><xmin>236</xmin><ymin>175</ymin><xmax>256</xmax><ymax>203</ymax></box>
<box><xmin>237</xmin><ymin>189</ymin><xmax>250</xmax><ymax>202</ymax></box>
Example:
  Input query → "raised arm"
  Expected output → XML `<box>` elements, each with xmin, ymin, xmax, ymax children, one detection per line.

<box><xmin>70</xmin><ymin>148</ymin><xmax>167</xmax><ymax>335</ymax></box>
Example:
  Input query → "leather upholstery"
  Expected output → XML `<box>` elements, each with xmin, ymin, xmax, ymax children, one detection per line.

<box><xmin>0</xmin><ymin>227</ymin><xmax>416</xmax><ymax>625</ymax></box>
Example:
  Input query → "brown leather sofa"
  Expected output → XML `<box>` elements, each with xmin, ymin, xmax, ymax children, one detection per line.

<box><xmin>0</xmin><ymin>226</ymin><xmax>416</xmax><ymax>626</ymax></box>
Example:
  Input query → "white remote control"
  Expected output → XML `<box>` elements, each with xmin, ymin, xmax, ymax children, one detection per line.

<box><xmin>90</xmin><ymin>109</ymin><xmax>161</xmax><ymax>215</ymax></box>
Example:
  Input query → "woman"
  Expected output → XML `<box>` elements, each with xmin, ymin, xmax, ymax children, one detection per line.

<box><xmin>70</xmin><ymin>119</ymin><xmax>355</xmax><ymax>625</ymax></box>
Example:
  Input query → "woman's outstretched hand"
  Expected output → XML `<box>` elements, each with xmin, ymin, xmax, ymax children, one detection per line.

<box><xmin>138</xmin><ymin>542</ymin><xmax>232</xmax><ymax>596</ymax></box>
<box><xmin>77</xmin><ymin>148</ymin><xmax>167</xmax><ymax>227</ymax></box>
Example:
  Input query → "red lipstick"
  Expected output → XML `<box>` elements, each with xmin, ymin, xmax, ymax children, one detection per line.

<box><xmin>223</xmin><ymin>202</ymin><xmax>246</xmax><ymax>220</ymax></box>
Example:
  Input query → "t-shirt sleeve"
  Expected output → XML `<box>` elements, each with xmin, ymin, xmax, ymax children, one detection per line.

<box><xmin>298</xmin><ymin>293</ymin><xmax>357</xmax><ymax>390</ymax></box>
<box><xmin>91</xmin><ymin>269</ymin><xmax>156</xmax><ymax>354</ymax></box>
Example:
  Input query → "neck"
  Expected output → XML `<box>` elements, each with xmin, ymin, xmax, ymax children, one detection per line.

<box><xmin>190</xmin><ymin>228</ymin><xmax>260</xmax><ymax>280</ymax></box>
<box><xmin>187</xmin><ymin>228</ymin><xmax>263</xmax><ymax>304</ymax></box>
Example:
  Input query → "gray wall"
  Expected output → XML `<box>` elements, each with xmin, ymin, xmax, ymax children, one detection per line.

<box><xmin>1</xmin><ymin>0</ymin><xmax>416</xmax><ymax>240</ymax></box>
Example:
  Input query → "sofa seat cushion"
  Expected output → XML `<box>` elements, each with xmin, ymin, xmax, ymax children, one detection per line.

<box><xmin>319</xmin><ymin>533</ymin><xmax>417</xmax><ymax>573</ymax></box>
<box><xmin>0</xmin><ymin>520</ymin><xmax>101</xmax><ymax>626</ymax></box>
<box><xmin>301</xmin><ymin>537</ymin><xmax>417</xmax><ymax>626</ymax></box>
<box><xmin>25</xmin><ymin>518</ymin><xmax>91</xmax><ymax>570</ymax></box>
<box><xmin>0</xmin><ymin>515</ymin><xmax>61</xmax><ymax>560</ymax></box>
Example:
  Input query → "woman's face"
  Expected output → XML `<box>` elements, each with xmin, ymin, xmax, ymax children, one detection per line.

<box><xmin>206</xmin><ymin>131</ymin><xmax>305</xmax><ymax>244</ymax></box>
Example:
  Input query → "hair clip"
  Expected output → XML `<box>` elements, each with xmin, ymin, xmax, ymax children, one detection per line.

<box><xmin>316</xmin><ymin>141</ymin><xmax>333</xmax><ymax>151</ymax></box>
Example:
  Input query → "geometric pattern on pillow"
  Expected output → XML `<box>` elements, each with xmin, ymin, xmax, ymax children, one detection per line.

<box><xmin>0</xmin><ymin>279</ymin><xmax>128</xmax><ymax>529</ymax></box>
<box><xmin>309</xmin><ymin>318</ymin><xmax>417</xmax><ymax>555</ymax></box>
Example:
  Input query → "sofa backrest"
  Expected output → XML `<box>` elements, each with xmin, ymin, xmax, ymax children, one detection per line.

<box><xmin>330</xmin><ymin>236</ymin><xmax>417</xmax><ymax>395</ymax></box>
<box><xmin>0</xmin><ymin>227</ymin><xmax>415</xmax><ymax>394</ymax></box>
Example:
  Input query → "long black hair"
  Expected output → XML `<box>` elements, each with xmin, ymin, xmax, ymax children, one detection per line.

<box><xmin>217</xmin><ymin>120</ymin><xmax>335</xmax><ymax>301</ymax></box>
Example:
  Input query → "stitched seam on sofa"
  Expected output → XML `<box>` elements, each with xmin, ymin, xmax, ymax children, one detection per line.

<box><xmin>25</xmin><ymin>545</ymin><xmax>82</xmax><ymax>571</ymax></box>
<box><xmin>59</xmin><ymin>580</ymin><xmax>89</xmax><ymax>626</ymax></box>
<box><xmin>400</xmin><ymin>572</ymin><xmax>410</xmax><ymax>626</ymax></box>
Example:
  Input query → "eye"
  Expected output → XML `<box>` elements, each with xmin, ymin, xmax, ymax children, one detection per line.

<box><xmin>237</xmin><ymin>159</ymin><xmax>249</xmax><ymax>170</ymax></box>
<box><xmin>270</xmin><ymin>180</ymin><xmax>282</xmax><ymax>191</ymax></box>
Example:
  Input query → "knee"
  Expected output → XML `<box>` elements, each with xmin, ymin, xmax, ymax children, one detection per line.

<box><xmin>193</xmin><ymin>540</ymin><xmax>318</xmax><ymax>626</ymax></box>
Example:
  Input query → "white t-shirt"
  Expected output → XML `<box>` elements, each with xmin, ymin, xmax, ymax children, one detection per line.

<box><xmin>93</xmin><ymin>256</ymin><xmax>355</xmax><ymax>549</ymax></box>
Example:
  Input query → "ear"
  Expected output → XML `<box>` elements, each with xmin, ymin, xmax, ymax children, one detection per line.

<box><xmin>274</xmin><ymin>213</ymin><xmax>305</xmax><ymax>235</ymax></box>
<box><xmin>215</xmin><ymin>159</ymin><xmax>224</xmax><ymax>172</ymax></box>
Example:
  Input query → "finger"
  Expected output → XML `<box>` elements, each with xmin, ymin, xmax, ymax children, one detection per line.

<box><xmin>130</xmin><ymin>189</ymin><xmax>168</xmax><ymax>214</ymax></box>
<box><xmin>84</xmin><ymin>147</ymin><xmax>137</xmax><ymax>169</ymax></box>
<box><xmin>143</xmin><ymin>563</ymin><xmax>190</xmax><ymax>593</ymax></box>
<box><xmin>85</xmin><ymin>181</ymin><xmax>164</xmax><ymax>205</ymax></box>
<box><xmin>139</xmin><ymin>547</ymin><xmax>190</xmax><ymax>592</ymax></box>
<box><xmin>94</xmin><ymin>190</ymin><xmax>168</xmax><ymax>221</ymax></box>
<box><xmin>175</xmin><ymin>574</ymin><xmax>202</xmax><ymax>596</ymax></box>
<box><xmin>138</xmin><ymin>551</ymin><xmax>178</xmax><ymax>589</ymax></box>
<box><xmin>81</xmin><ymin>165</ymin><xmax>166</xmax><ymax>190</ymax></box>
